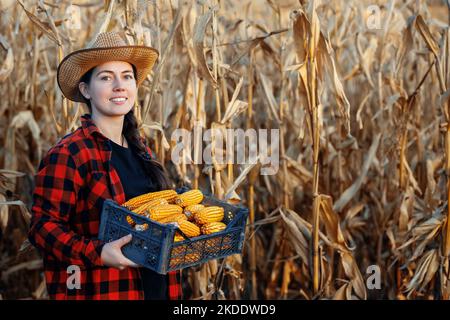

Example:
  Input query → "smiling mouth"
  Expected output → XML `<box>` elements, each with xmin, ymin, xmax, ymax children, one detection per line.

<box><xmin>110</xmin><ymin>97</ymin><xmax>128</xmax><ymax>102</ymax></box>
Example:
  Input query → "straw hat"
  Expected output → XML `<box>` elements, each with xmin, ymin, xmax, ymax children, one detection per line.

<box><xmin>57</xmin><ymin>32</ymin><xmax>159</xmax><ymax>102</ymax></box>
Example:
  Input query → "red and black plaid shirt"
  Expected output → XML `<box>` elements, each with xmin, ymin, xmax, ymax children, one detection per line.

<box><xmin>28</xmin><ymin>113</ymin><xmax>182</xmax><ymax>300</ymax></box>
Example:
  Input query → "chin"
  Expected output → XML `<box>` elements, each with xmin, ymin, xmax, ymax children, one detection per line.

<box><xmin>107</xmin><ymin>105</ymin><xmax>134</xmax><ymax>116</ymax></box>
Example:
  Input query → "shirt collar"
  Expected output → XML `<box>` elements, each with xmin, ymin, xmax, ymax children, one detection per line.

<box><xmin>80</xmin><ymin>113</ymin><xmax>153</xmax><ymax>161</ymax></box>
<box><xmin>81</xmin><ymin>113</ymin><xmax>108</xmax><ymax>141</ymax></box>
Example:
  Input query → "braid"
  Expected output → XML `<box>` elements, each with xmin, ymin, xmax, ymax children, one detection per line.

<box><xmin>122</xmin><ymin>110</ymin><xmax>171</xmax><ymax>190</ymax></box>
<box><xmin>123</xmin><ymin>110</ymin><xmax>146</xmax><ymax>154</ymax></box>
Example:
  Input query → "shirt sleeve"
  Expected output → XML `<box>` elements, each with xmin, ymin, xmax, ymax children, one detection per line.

<box><xmin>28</xmin><ymin>144</ymin><xmax>105</xmax><ymax>268</ymax></box>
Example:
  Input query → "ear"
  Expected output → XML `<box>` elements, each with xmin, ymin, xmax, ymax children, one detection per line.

<box><xmin>78</xmin><ymin>82</ymin><xmax>91</xmax><ymax>100</ymax></box>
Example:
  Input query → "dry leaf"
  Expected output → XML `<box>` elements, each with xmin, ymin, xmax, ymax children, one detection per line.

<box><xmin>0</xmin><ymin>45</ymin><xmax>13</xmax><ymax>82</ymax></box>
<box><xmin>0</xmin><ymin>194</ymin><xmax>8</xmax><ymax>233</ymax></box>
<box><xmin>333</xmin><ymin>133</ymin><xmax>381</xmax><ymax>212</ymax></box>
<box><xmin>17</xmin><ymin>1</ymin><xmax>60</xmax><ymax>45</ymax></box>
<box><xmin>192</xmin><ymin>8</ymin><xmax>217</xmax><ymax>88</ymax></box>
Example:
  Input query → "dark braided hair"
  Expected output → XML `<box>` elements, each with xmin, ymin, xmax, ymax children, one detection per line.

<box><xmin>79</xmin><ymin>65</ymin><xmax>171</xmax><ymax>190</ymax></box>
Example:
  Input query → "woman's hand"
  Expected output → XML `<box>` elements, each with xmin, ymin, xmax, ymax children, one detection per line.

<box><xmin>100</xmin><ymin>234</ymin><xmax>140</xmax><ymax>270</ymax></box>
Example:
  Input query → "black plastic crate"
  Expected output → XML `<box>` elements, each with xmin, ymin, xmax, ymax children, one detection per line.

<box><xmin>98</xmin><ymin>189</ymin><xmax>248</xmax><ymax>274</ymax></box>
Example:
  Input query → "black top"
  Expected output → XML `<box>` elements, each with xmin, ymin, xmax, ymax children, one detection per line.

<box><xmin>110</xmin><ymin>139</ymin><xmax>168</xmax><ymax>300</ymax></box>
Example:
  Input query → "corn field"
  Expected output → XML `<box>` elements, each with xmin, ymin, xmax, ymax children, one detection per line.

<box><xmin>1</xmin><ymin>0</ymin><xmax>450</xmax><ymax>300</ymax></box>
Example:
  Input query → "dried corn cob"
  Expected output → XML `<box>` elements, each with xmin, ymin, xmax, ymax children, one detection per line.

<box><xmin>169</xmin><ymin>252</ymin><xmax>201</xmax><ymax>268</ymax></box>
<box><xmin>195</xmin><ymin>206</ymin><xmax>224</xmax><ymax>225</ymax></box>
<box><xmin>148</xmin><ymin>204</ymin><xmax>183</xmax><ymax>221</ymax></box>
<box><xmin>201</xmin><ymin>222</ymin><xmax>226</xmax><ymax>235</ymax></box>
<box><xmin>175</xmin><ymin>189</ymin><xmax>204</xmax><ymax>207</ymax></box>
<box><xmin>126</xmin><ymin>215</ymin><xmax>148</xmax><ymax>231</ymax></box>
<box><xmin>169</xmin><ymin>257</ymin><xmax>182</xmax><ymax>268</ymax></box>
<box><xmin>158</xmin><ymin>213</ymin><xmax>187</xmax><ymax>224</ymax></box>
<box><xmin>177</xmin><ymin>220</ymin><xmax>201</xmax><ymax>237</ymax></box>
<box><xmin>183</xmin><ymin>204</ymin><xmax>205</xmax><ymax>221</ymax></box>
<box><xmin>171</xmin><ymin>241</ymin><xmax>187</xmax><ymax>255</ymax></box>
<box><xmin>184</xmin><ymin>252</ymin><xmax>201</xmax><ymax>262</ymax></box>
<box><xmin>173</xmin><ymin>233</ymin><xmax>185</xmax><ymax>242</ymax></box>
<box><xmin>126</xmin><ymin>215</ymin><xmax>136</xmax><ymax>227</ymax></box>
<box><xmin>221</xmin><ymin>236</ymin><xmax>232</xmax><ymax>250</ymax></box>
<box><xmin>132</xmin><ymin>198</ymin><xmax>168</xmax><ymax>215</ymax></box>
<box><xmin>203</xmin><ymin>237</ymin><xmax>222</xmax><ymax>254</ymax></box>
<box><xmin>122</xmin><ymin>190</ymin><xmax>177</xmax><ymax>210</ymax></box>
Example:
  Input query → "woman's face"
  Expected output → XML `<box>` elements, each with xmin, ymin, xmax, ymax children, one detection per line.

<box><xmin>79</xmin><ymin>61</ymin><xmax>137</xmax><ymax>117</ymax></box>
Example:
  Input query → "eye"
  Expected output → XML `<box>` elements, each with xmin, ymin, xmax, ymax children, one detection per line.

<box><xmin>101</xmin><ymin>76</ymin><xmax>111</xmax><ymax>81</ymax></box>
<box><xmin>124</xmin><ymin>74</ymin><xmax>134</xmax><ymax>80</ymax></box>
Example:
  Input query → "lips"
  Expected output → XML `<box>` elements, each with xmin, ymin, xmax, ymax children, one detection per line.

<box><xmin>110</xmin><ymin>97</ymin><xmax>127</xmax><ymax>102</ymax></box>
<box><xmin>110</xmin><ymin>97</ymin><xmax>128</xmax><ymax>105</ymax></box>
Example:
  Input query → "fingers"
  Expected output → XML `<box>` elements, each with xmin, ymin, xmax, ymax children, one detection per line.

<box><xmin>115</xmin><ymin>234</ymin><xmax>133</xmax><ymax>248</ymax></box>
<box><xmin>121</xmin><ymin>256</ymin><xmax>140</xmax><ymax>268</ymax></box>
<box><xmin>115</xmin><ymin>235</ymin><xmax>140</xmax><ymax>268</ymax></box>
<box><xmin>105</xmin><ymin>234</ymin><xmax>140</xmax><ymax>270</ymax></box>
<box><xmin>116</xmin><ymin>256</ymin><xmax>139</xmax><ymax>270</ymax></box>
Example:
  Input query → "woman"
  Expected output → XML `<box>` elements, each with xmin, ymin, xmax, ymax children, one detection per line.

<box><xmin>28</xmin><ymin>32</ymin><xmax>182</xmax><ymax>300</ymax></box>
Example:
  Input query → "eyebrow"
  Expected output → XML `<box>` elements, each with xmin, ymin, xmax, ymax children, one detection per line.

<box><xmin>96</xmin><ymin>70</ymin><xmax>134</xmax><ymax>76</ymax></box>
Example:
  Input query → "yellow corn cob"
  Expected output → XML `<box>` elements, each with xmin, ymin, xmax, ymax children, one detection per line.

<box><xmin>221</xmin><ymin>236</ymin><xmax>232</xmax><ymax>250</ymax></box>
<box><xmin>170</xmin><ymin>252</ymin><xmax>201</xmax><ymax>268</ymax></box>
<box><xmin>175</xmin><ymin>189</ymin><xmax>204</xmax><ymax>207</ymax></box>
<box><xmin>122</xmin><ymin>190</ymin><xmax>177</xmax><ymax>210</ymax></box>
<box><xmin>201</xmin><ymin>222</ymin><xmax>226</xmax><ymax>235</ymax></box>
<box><xmin>148</xmin><ymin>204</ymin><xmax>183</xmax><ymax>221</ymax></box>
<box><xmin>203</xmin><ymin>237</ymin><xmax>222</xmax><ymax>254</ymax></box>
<box><xmin>158</xmin><ymin>213</ymin><xmax>188</xmax><ymax>224</ymax></box>
<box><xmin>169</xmin><ymin>257</ymin><xmax>182</xmax><ymax>268</ymax></box>
<box><xmin>126</xmin><ymin>215</ymin><xmax>148</xmax><ymax>231</ymax></box>
<box><xmin>184</xmin><ymin>252</ymin><xmax>201</xmax><ymax>262</ymax></box>
<box><xmin>177</xmin><ymin>220</ymin><xmax>201</xmax><ymax>237</ymax></box>
<box><xmin>184</xmin><ymin>204</ymin><xmax>205</xmax><ymax>221</ymax></box>
<box><xmin>194</xmin><ymin>206</ymin><xmax>224</xmax><ymax>225</ymax></box>
<box><xmin>173</xmin><ymin>233</ymin><xmax>185</xmax><ymax>242</ymax></box>
<box><xmin>171</xmin><ymin>241</ymin><xmax>187</xmax><ymax>255</ymax></box>
<box><xmin>126</xmin><ymin>215</ymin><xmax>136</xmax><ymax>227</ymax></box>
<box><xmin>132</xmin><ymin>198</ymin><xmax>168</xmax><ymax>215</ymax></box>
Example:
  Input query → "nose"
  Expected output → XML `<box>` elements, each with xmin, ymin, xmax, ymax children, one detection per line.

<box><xmin>113</xmin><ymin>77</ymin><xmax>126</xmax><ymax>91</ymax></box>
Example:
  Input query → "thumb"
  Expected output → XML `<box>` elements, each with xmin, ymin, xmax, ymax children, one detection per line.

<box><xmin>116</xmin><ymin>234</ymin><xmax>133</xmax><ymax>247</ymax></box>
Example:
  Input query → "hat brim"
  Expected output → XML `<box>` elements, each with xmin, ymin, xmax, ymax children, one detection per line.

<box><xmin>57</xmin><ymin>45</ymin><xmax>159</xmax><ymax>102</ymax></box>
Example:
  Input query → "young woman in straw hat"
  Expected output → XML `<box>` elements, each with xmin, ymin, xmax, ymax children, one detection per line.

<box><xmin>28</xmin><ymin>32</ymin><xmax>182</xmax><ymax>300</ymax></box>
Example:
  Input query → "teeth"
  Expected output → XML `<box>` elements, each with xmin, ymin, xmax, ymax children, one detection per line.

<box><xmin>110</xmin><ymin>97</ymin><xmax>127</xmax><ymax>102</ymax></box>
